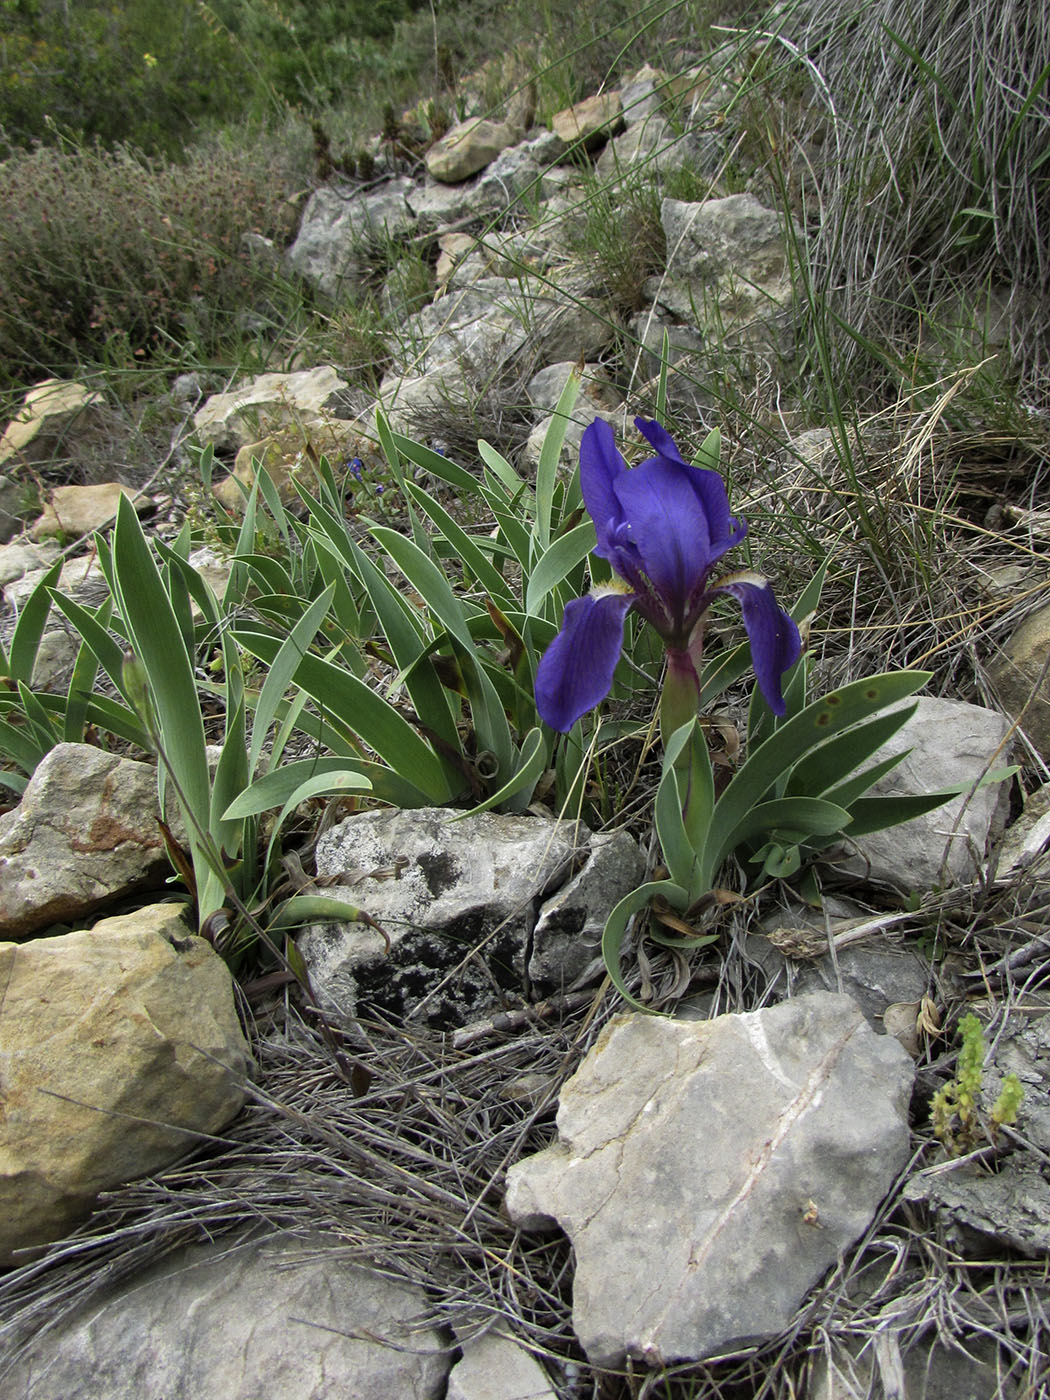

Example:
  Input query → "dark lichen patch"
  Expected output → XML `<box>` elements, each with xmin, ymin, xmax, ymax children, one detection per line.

<box><xmin>348</xmin><ymin>917</ymin><xmax>527</xmax><ymax>1031</ymax></box>
<box><xmin>416</xmin><ymin>852</ymin><xmax>461</xmax><ymax>898</ymax></box>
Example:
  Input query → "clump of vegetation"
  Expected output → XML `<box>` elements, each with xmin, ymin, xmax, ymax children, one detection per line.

<box><xmin>931</xmin><ymin>1013</ymin><xmax>1025</xmax><ymax>1157</ymax></box>
<box><xmin>0</xmin><ymin>133</ymin><xmax>303</xmax><ymax>389</ymax></box>
<box><xmin>567</xmin><ymin>171</ymin><xmax>667</xmax><ymax>313</ymax></box>
<box><xmin>781</xmin><ymin>0</ymin><xmax>1050</xmax><ymax>404</ymax></box>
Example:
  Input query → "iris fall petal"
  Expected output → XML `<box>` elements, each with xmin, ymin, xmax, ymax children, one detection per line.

<box><xmin>713</xmin><ymin>575</ymin><xmax>802</xmax><ymax>716</ymax></box>
<box><xmin>534</xmin><ymin>590</ymin><xmax>635</xmax><ymax>733</ymax></box>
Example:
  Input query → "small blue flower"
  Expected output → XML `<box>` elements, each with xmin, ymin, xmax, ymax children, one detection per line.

<box><xmin>348</xmin><ymin>457</ymin><xmax>364</xmax><ymax>482</ymax></box>
<box><xmin>534</xmin><ymin>418</ymin><xmax>801</xmax><ymax>733</ymax></box>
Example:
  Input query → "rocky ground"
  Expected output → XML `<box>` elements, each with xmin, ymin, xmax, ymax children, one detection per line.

<box><xmin>1</xmin><ymin>51</ymin><xmax>1049</xmax><ymax>1400</ymax></box>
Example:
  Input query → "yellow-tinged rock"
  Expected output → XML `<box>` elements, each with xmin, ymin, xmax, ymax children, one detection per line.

<box><xmin>551</xmin><ymin>92</ymin><xmax>623</xmax><ymax>150</ymax></box>
<box><xmin>0</xmin><ymin>904</ymin><xmax>250</xmax><ymax>1266</ymax></box>
<box><xmin>0</xmin><ymin>380</ymin><xmax>104</xmax><ymax>468</ymax></box>
<box><xmin>31</xmin><ymin>482</ymin><xmax>146</xmax><ymax>541</ymax></box>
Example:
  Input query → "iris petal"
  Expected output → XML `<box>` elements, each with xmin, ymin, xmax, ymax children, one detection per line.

<box><xmin>612</xmin><ymin>458</ymin><xmax>713</xmax><ymax>618</ymax></box>
<box><xmin>636</xmin><ymin>417</ymin><xmax>745</xmax><ymax>559</ymax></box>
<box><xmin>535</xmin><ymin>591</ymin><xmax>634</xmax><ymax>732</ymax></box>
<box><xmin>711</xmin><ymin>575</ymin><xmax>802</xmax><ymax>716</ymax></box>
<box><xmin>635</xmin><ymin>417</ymin><xmax>690</xmax><ymax>466</ymax></box>
<box><xmin>579</xmin><ymin>419</ymin><xmax>627</xmax><ymax>559</ymax></box>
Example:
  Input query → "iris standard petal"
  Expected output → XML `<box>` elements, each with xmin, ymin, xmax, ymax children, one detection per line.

<box><xmin>535</xmin><ymin>590</ymin><xmax>635</xmax><ymax>732</ymax></box>
<box><xmin>635</xmin><ymin>417</ymin><xmax>745</xmax><ymax>559</ymax></box>
<box><xmin>635</xmin><ymin>417</ymin><xmax>690</xmax><ymax>466</ymax></box>
<box><xmin>579</xmin><ymin>419</ymin><xmax>628</xmax><ymax>558</ymax></box>
<box><xmin>711</xmin><ymin>572</ymin><xmax>802</xmax><ymax>716</ymax></box>
<box><xmin>612</xmin><ymin>457</ymin><xmax>714</xmax><ymax>619</ymax></box>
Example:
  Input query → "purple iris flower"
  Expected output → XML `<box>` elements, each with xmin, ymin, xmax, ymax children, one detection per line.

<box><xmin>534</xmin><ymin>417</ymin><xmax>802</xmax><ymax>733</ymax></box>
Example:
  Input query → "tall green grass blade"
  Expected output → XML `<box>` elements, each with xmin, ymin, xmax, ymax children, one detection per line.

<box><xmin>718</xmin><ymin>796</ymin><xmax>852</xmax><ymax>862</ymax></box>
<box><xmin>404</xmin><ymin>480</ymin><xmax>514</xmax><ymax>602</ymax></box>
<box><xmin>63</xmin><ymin>604</ymin><xmax>108</xmax><ymax>743</ymax></box>
<box><xmin>786</xmin><ymin>704</ymin><xmax>917</xmax><ymax>798</ymax></box>
<box><xmin>235</xmin><ymin>627</ymin><xmax>460</xmax><ymax>803</ymax></box>
<box><xmin>342</xmin><ymin>535</ymin><xmax>459</xmax><ymax>748</ymax></box>
<box><xmin>455</xmin><ymin>726</ymin><xmax>546</xmax><ymax>817</ymax></box>
<box><xmin>703</xmin><ymin>672</ymin><xmax>931</xmax><ymax>885</ymax></box>
<box><xmin>375</xmin><ymin>408</ymin><xmax>427</xmax><ymax>550</ymax></box>
<box><xmin>655</xmin><ymin>329</ymin><xmax>669</xmax><ymax>424</ymax></box>
<box><xmin>478</xmin><ymin>440</ymin><xmax>530</xmax><ymax>506</ymax></box>
<box><xmin>110</xmin><ymin>496</ymin><xmax>218</xmax><ymax>919</ymax></box>
<box><xmin>691</xmin><ymin>427</ymin><xmax>721</xmax><ymax>473</ymax></box>
<box><xmin>249</xmin><ymin>585</ymin><xmax>335</xmax><ymax>775</ymax></box>
<box><xmin>390</xmin><ymin>434</ymin><xmax>484</xmax><ymax>496</ymax></box>
<box><xmin>535</xmin><ymin>367</ymin><xmax>580</xmax><ymax>549</ymax></box>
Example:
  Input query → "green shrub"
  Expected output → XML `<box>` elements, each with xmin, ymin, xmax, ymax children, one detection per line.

<box><xmin>0</xmin><ymin>132</ymin><xmax>302</xmax><ymax>389</ymax></box>
<box><xmin>0</xmin><ymin>0</ymin><xmax>251</xmax><ymax>157</ymax></box>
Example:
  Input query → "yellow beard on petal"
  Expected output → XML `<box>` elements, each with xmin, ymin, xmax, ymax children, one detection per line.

<box><xmin>710</xmin><ymin>569</ymin><xmax>769</xmax><ymax>590</ymax></box>
<box><xmin>590</xmin><ymin>578</ymin><xmax>635</xmax><ymax>599</ymax></box>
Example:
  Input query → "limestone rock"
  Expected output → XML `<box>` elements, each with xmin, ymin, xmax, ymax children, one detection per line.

<box><xmin>0</xmin><ymin>472</ymin><xmax>26</xmax><ymax>543</ymax></box>
<box><xmin>0</xmin><ymin>379</ymin><xmax>104</xmax><ymax>469</ymax></box>
<box><xmin>989</xmin><ymin>601</ymin><xmax>1050</xmax><ymax>760</ymax></box>
<box><xmin>407</xmin><ymin>177</ymin><xmax>501</xmax><ymax>231</ymax></box>
<box><xmin>193</xmin><ymin>365</ymin><xmax>351</xmax><ymax>453</ymax></box>
<box><xmin>655</xmin><ymin>193</ymin><xmax>797</xmax><ymax>346</ymax></box>
<box><xmin>627</xmin><ymin>309</ymin><xmax>706</xmax><ymax>379</ymax></box>
<box><xmin>596</xmin><ymin>115</ymin><xmax>699</xmax><ymax>177</ymax></box>
<box><xmin>31</xmin><ymin>482</ymin><xmax>146</xmax><ymax>541</ymax></box>
<box><xmin>523</xmin><ymin>405</ymin><xmax>620</xmax><ymax>473</ymax></box>
<box><xmin>426</xmin><ymin>117</ymin><xmax>517</xmax><ymax>182</ymax></box>
<box><xmin>903</xmin><ymin>1157</ymin><xmax>1050</xmax><ymax>1257</ymax></box>
<box><xmin>0</xmin><ymin>539</ymin><xmax>61</xmax><ymax>589</ymax></box>
<box><xmin>811</xmin><ymin>1335</ymin><xmax>1019</xmax><ymax>1400</ymax></box>
<box><xmin>474</xmin><ymin>134</ymin><xmax>559</xmax><ymax>207</ymax></box>
<box><xmin>436</xmin><ymin>232</ymin><xmax>478</xmax><ymax>288</ymax></box>
<box><xmin>748</xmin><ymin>897</ymin><xmax>933</xmax><ymax>1033</ymax></box>
<box><xmin>28</xmin><ymin>629</ymin><xmax>77</xmax><ymax>691</ymax></box>
<box><xmin>525</xmin><ymin>361</ymin><xmax>622</xmax><ymax>416</ymax></box>
<box><xmin>521</xmin><ymin>362</ymin><xmax>624</xmax><ymax>471</ymax></box>
<box><xmin>0</xmin><ymin>905</ymin><xmax>249</xmax><ymax>1266</ymax></box>
<box><xmin>2</xmin><ymin>1233</ymin><xmax>447</xmax><ymax>1398</ymax></box>
<box><xmin>980</xmin><ymin>994</ymin><xmax>1050</xmax><ymax>1156</ymax></box>
<box><xmin>285</xmin><ymin>179</ymin><xmax>417</xmax><ymax>297</ymax></box>
<box><xmin>530</xmin><ymin>829</ymin><xmax>645</xmax><ymax>989</ymax></box>
<box><xmin>505</xmin><ymin>993</ymin><xmax>913</xmax><ymax>1366</ymax></box>
<box><xmin>213</xmin><ymin>429</ymin><xmax>345</xmax><ymax>512</ymax></box>
<box><xmin>0</xmin><ymin>743</ymin><xmax>170</xmax><ymax>938</ymax></box>
<box><xmin>2</xmin><ymin>547</ymin><xmax>109</xmax><ymax>614</ymax></box>
<box><xmin>299</xmin><ymin>807</ymin><xmax>587</xmax><ymax>1026</ymax></box>
<box><xmin>619</xmin><ymin>64</ymin><xmax>668</xmax><ymax>124</ymax></box>
<box><xmin>832</xmin><ymin>696</ymin><xmax>1013</xmax><ymax>892</ymax></box>
<box><xmin>447</xmin><ymin>1333</ymin><xmax>556</xmax><ymax>1400</ymax></box>
<box><xmin>552</xmin><ymin>92</ymin><xmax>624</xmax><ymax>150</ymax></box>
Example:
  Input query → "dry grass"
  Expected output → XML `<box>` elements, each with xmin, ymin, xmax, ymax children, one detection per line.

<box><xmin>780</xmin><ymin>0</ymin><xmax>1050</xmax><ymax>406</ymax></box>
<box><xmin>2</xmin><ymin>854</ymin><xmax>1050</xmax><ymax>1396</ymax></box>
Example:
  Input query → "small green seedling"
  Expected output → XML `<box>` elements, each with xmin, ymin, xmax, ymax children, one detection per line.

<box><xmin>931</xmin><ymin>1013</ymin><xmax>1024</xmax><ymax>1156</ymax></box>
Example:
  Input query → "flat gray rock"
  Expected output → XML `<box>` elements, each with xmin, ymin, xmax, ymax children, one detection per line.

<box><xmin>285</xmin><ymin>180</ymin><xmax>417</xmax><ymax>298</ymax></box>
<box><xmin>1</xmin><ymin>906</ymin><xmax>249</xmax><ymax>1266</ymax></box>
<box><xmin>2</xmin><ymin>1233</ymin><xmax>449</xmax><ymax>1399</ymax></box>
<box><xmin>447</xmin><ymin>1332</ymin><xmax>557</xmax><ymax>1400</ymax></box>
<box><xmin>300</xmin><ymin>807</ymin><xmax>586</xmax><ymax>1025</ymax></box>
<box><xmin>506</xmin><ymin>993</ymin><xmax>914</xmax><ymax>1366</ymax></box>
<box><xmin>903</xmin><ymin>1158</ymin><xmax>1050</xmax><ymax>1257</ymax></box>
<box><xmin>833</xmin><ymin>696</ymin><xmax>1013</xmax><ymax>891</ymax></box>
